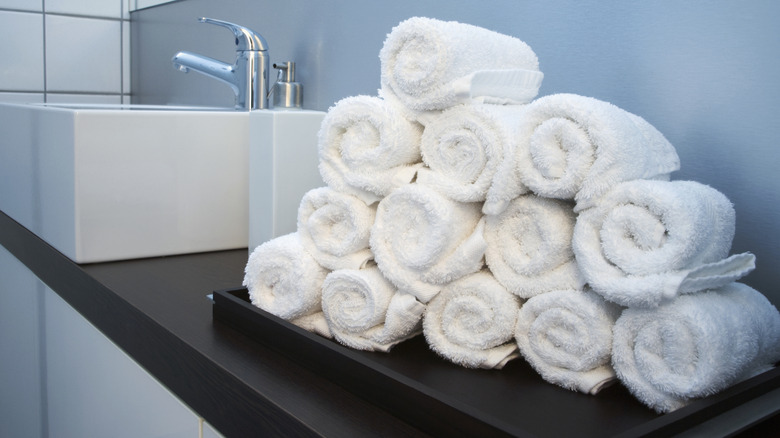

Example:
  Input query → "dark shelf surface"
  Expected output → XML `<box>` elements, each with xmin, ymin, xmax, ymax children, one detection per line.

<box><xmin>2</xmin><ymin>209</ymin><xmax>778</xmax><ymax>437</ymax></box>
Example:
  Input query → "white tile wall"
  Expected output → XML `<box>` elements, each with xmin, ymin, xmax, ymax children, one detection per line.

<box><xmin>0</xmin><ymin>0</ymin><xmax>42</xmax><ymax>11</ymax></box>
<box><xmin>0</xmin><ymin>0</ymin><xmax>129</xmax><ymax>104</ymax></box>
<box><xmin>0</xmin><ymin>11</ymin><xmax>44</xmax><ymax>91</ymax></box>
<box><xmin>45</xmin><ymin>15</ymin><xmax>122</xmax><ymax>93</ymax></box>
<box><xmin>46</xmin><ymin>0</ymin><xmax>122</xmax><ymax>18</ymax></box>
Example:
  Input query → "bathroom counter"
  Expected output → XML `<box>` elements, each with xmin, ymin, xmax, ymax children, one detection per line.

<box><xmin>2</xmin><ymin>209</ymin><xmax>778</xmax><ymax>437</ymax></box>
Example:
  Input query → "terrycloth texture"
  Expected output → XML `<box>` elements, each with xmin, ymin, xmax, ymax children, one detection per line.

<box><xmin>370</xmin><ymin>184</ymin><xmax>486</xmax><ymax>303</ymax></box>
<box><xmin>423</xmin><ymin>271</ymin><xmax>521</xmax><ymax>369</ymax></box>
<box><xmin>485</xmin><ymin>195</ymin><xmax>584</xmax><ymax>298</ymax></box>
<box><xmin>416</xmin><ymin>104</ymin><xmax>525</xmax><ymax>203</ymax></box>
<box><xmin>612</xmin><ymin>282</ymin><xmax>780</xmax><ymax>413</ymax></box>
<box><xmin>318</xmin><ymin>95</ymin><xmax>423</xmax><ymax>204</ymax></box>
<box><xmin>321</xmin><ymin>266</ymin><xmax>425</xmax><ymax>352</ymax></box>
<box><xmin>379</xmin><ymin>17</ymin><xmax>542</xmax><ymax>114</ymax></box>
<box><xmin>572</xmin><ymin>179</ymin><xmax>755</xmax><ymax>307</ymax></box>
<box><xmin>484</xmin><ymin>93</ymin><xmax>680</xmax><ymax>215</ymax></box>
<box><xmin>515</xmin><ymin>289</ymin><xmax>622</xmax><ymax>394</ymax></box>
<box><xmin>298</xmin><ymin>187</ymin><xmax>376</xmax><ymax>270</ymax></box>
<box><xmin>243</xmin><ymin>233</ymin><xmax>331</xmax><ymax>336</ymax></box>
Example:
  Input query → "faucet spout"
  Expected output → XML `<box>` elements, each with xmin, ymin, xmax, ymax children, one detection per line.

<box><xmin>172</xmin><ymin>52</ymin><xmax>239</xmax><ymax>92</ymax></box>
<box><xmin>172</xmin><ymin>18</ymin><xmax>270</xmax><ymax>110</ymax></box>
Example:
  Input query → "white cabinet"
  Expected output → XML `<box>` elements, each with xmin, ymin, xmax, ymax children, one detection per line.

<box><xmin>0</xmin><ymin>246</ymin><xmax>44</xmax><ymax>438</ymax></box>
<box><xmin>0</xmin><ymin>245</ymin><xmax>224</xmax><ymax>438</ymax></box>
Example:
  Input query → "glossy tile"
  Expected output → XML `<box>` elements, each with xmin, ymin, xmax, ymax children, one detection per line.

<box><xmin>0</xmin><ymin>11</ymin><xmax>44</xmax><ymax>91</ymax></box>
<box><xmin>123</xmin><ymin>19</ymin><xmax>131</xmax><ymax>93</ymax></box>
<box><xmin>0</xmin><ymin>0</ymin><xmax>42</xmax><ymax>11</ymax></box>
<box><xmin>45</xmin><ymin>93</ymin><xmax>122</xmax><ymax>104</ymax></box>
<box><xmin>0</xmin><ymin>92</ymin><xmax>44</xmax><ymax>103</ymax></box>
<box><xmin>45</xmin><ymin>15</ymin><xmax>121</xmax><ymax>93</ymax></box>
<box><xmin>45</xmin><ymin>0</ymin><xmax>122</xmax><ymax>18</ymax></box>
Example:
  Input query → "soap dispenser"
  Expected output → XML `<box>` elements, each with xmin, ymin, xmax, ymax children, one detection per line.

<box><xmin>272</xmin><ymin>61</ymin><xmax>302</xmax><ymax>109</ymax></box>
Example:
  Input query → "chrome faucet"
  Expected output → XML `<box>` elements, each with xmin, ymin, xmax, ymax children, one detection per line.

<box><xmin>172</xmin><ymin>18</ymin><xmax>269</xmax><ymax>110</ymax></box>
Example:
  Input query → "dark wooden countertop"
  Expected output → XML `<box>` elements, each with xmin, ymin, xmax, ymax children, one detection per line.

<box><xmin>2</xmin><ymin>209</ymin><xmax>778</xmax><ymax>437</ymax></box>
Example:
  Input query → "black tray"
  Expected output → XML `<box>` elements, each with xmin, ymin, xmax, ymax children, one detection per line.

<box><xmin>212</xmin><ymin>287</ymin><xmax>780</xmax><ymax>437</ymax></box>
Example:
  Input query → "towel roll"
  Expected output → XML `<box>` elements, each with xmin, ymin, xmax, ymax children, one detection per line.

<box><xmin>322</xmin><ymin>266</ymin><xmax>425</xmax><ymax>352</ymax></box>
<box><xmin>379</xmin><ymin>17</ymin><xmax>542</xmax><ymax>114</ymax></box>
<box><xmin>515</xmin><ymin>289</ymin><xmax>622</xmax><ymax>394</ymax></box>
<box><xmin>416</xmin><ymin>104</ymin><xmax>525</xmax><ymax>203</ymax></box>
<box><xmin>573</xmin><ymin>179</ymin><xmax>755</xmax><ymax>307</ymax></box>
<box><xmin>484</xmin><ymin>93</ymin><xmax>680</xmax><ymax>214</ymax></box>
<box><xmin>423</xmin><ymin>271</ymin><xmax>521</xmax><ymax>369</ymax></box>
<box><xmin>612</xmin><ymin>282</ymin><xmax>780</xmax><ymax>413</ymax></box>
<box><xmin>318</xmin><ymin>95</ymin><xmax>423</xmax><ymax>204</ymax></box>
<box><xmin>298</xmin><ymin>187</ymin><xmax>376</xmax><ymax>270</ymax></box>
<box><xmin>485</xmin><ymin>195</ymin><xmax>584</xmax><ymax>298</ymax></box>
<box><xmin>370</xmin><ymin>184</ymin><xmax>486</xmax><ymax>303</ymax></box>
<box><xmin>243</xmin><ymin>233</ymin><xmax>331</xmax><ymax>336</ymax></box>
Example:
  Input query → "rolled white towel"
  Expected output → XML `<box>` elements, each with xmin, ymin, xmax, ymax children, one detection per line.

<box><xmin>484</xmin><ymin>93</ymin><xmax>680</xmax><ymax>215</ymax></box>
<box><xmin>485</xmin><ymin>195</ymin><xmax>584</xmax><ymax>299</ymax></box>
<box><xmin>321</xmin><ymin>266</ymin><xmax>425</xmax><ymax>352</ymax></box>
<box><xmin>379</xmin><ymin>17</ymin><xmax>543</xmax><ymax>115</ymax></box>
<box><xmin>416</xmin><ymin>104</ymin><xmax>525</xmax><ymax>203</ymax></box>
<box><xmin>423</xmin><ymin>271</ymin><xmax>521</xmax><ymax>369</ymax></box>
<box><xmin>612</xmin><ymin>282</ymin><xmax>780</xmax><ymax>413</ymax></box>
<box><xmin>515</xmin><ymin>289</ymin><xmax>622</xmax><ymax>394</ymax></box>
<box><xmin>572</xmin><ymin>179</ymin><xmax>755</xmax><ymax>307</ymax></box>
<box><xmin>370</xmin><ymin>184</ymin><xmax>486</xmax><ymax>303</ymax></box>
<box><xmin>318</xmin><ymin>95</ymin><xmax>423</xmax><ymax>204</ymax></box>
<box><xmin>297</xmin><ymin>187</ymin><xmax>376</xmax><ymax>271</ymax></box>
<box><xmin>243</xmin><ymin>233</ymin><xmax>331</xmax><ymax>337</ymax></box>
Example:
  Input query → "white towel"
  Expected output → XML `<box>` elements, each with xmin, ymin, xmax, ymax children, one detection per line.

<box><xmin>321</xmin><ymin>266</ymin><xmax>425</xmax><ymax>352</ymax></box>
<box><xmin>572</xmin><ymin>179</ymin><xmax>756</xmax><ymax>307</ymax></box>
<box><xmin>423</xmin><ymin>271</ymin><xmax>521</xmax><ymax>369</ymax></box>
<box><xmin>297</xmin><ymin>187</ymin><xmax>376</xmax><ymax>270</ymax></box>
<box><xmin>370</xmin><ymin>184</ymin><xmax>487</xmax><ymax>303</ymax></box>
<box><xmin>318</xmin><ymin>95</ymin><xmax>423</xmax><ymax>204</ymax></box>
<box><xmin>379</xmin><ymin>17</ymin><xmax>543</xmax><ymax>115</ymax></box>
<box><xmin>243</xmin><ymin>233</ymin><xmax>331</xmax><ymax>337</ymax></box>
<box><xmin>612</xmin><ymin>282</ymin><xmax>780</xmax><ymax>413</ymax></box>
<box><xmin>416</xmin><ymin>104</ymin><xmax>525</xmax><ymax>203</ymax></box>
<box><xmin>484</xmin><ymin>195</ymin><xmax>585</xmax><ymax>299</ymax></box>
<box><xmin>515</xmin><ymin>289</ymin><xmax>622</xmax><ymax>394</ymax></box>
<box><xmin>484</xmin><ymin>93</ymin><xmax>680</xmax><ymax>215</ymax></box>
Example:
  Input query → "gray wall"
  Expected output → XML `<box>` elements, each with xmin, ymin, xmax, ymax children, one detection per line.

<box><xmin>131</xmin><ymin>0</ymin><xmax>780</xmax><ymax>306</ymax></box>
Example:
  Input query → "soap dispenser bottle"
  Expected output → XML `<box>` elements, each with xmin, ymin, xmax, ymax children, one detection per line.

<box><xmin>272</xmin><ymin>61</ymin><xmax>302</xmax><ymax>109</ymax></box>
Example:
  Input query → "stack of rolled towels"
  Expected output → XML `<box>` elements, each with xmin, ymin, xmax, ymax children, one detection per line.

<box><xmin>242</xmin><ymin>16</ymin><xmax>780</xmax><ymax>414</ymax></box>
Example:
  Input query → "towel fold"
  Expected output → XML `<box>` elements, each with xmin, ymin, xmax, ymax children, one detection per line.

<box><xmin>243</xmin><ymin>233</ymin><xmax>331</xmax><ymax>336</ymax></box>
<box><xmin>612</xmin><ymin>282</ymin><xmax>780</xmax><ymax>413</ymax></box>
<box><xmin>370</xmin><ymin>184</ymin><xmax>487</xmax><ymax>303</ymax></box>
<box><xmin>321</xmin><ymin>266</ymin><xmax>425</xmax><ymax>352</ymax></box>
<box><xmin>318</xmin><ymin>95</ymin><xmax>423</xmax><ymax>204</ymax></box>
<box><xmin>416</xmin><ymin>104</ymin><xmax>525</xmax><ymax>203</ymax></box>
<box><xmin>484</xmin><ymin>93</ymin><xmax>680</xmax><ymax>214</ymax></box>
<box><xmin>379</xmin><ymin>17</ymin><xmax>542</xmax><ymax>115</ymax></box>
<box><xmin>298</xmin><ymin>187</ymin><xmax>376</xmax><ymax>270</ymax></box>
<box><xmin>572</xmin><ymin>179</ymin><xmax>755</xmax><ymax>307</ymax></box>
<box><xmin>423</xmin><ymin>271</ymin><xmax>521</xmax><ymax>369</ymax></box>
<box><xmin>515</xmin><ymin>289</ymin><xmax>622</xmax><ymax>394</ymax></box>
<box><xmin>485</xmin><ymin>195</ymin><xmax>584</xmax><ymax>298</ymax></box>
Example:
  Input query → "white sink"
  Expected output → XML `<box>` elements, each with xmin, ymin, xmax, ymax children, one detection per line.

<box><xmin>0</xmin><ymin>103</ymin><xmax>325</xmax><ymax>263</ymax></box>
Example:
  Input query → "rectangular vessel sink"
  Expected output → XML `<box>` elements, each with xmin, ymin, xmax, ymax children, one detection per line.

<box><xmin>0</xmin><ymin>103</ymin><xmax>249</xmax><ymax>263</ymax></box>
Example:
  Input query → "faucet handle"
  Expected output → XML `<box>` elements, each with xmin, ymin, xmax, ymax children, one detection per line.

<box><xmin>198</xmin><ymin>17</ymin><xmax>268</xmax><ymax>52</ymax></box>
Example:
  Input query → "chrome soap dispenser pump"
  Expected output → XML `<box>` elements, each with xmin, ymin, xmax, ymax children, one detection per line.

<box><xmin>271</xmin><ymin>61</ymin><xmax>303</xmax><ymax>110</ymax></box>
